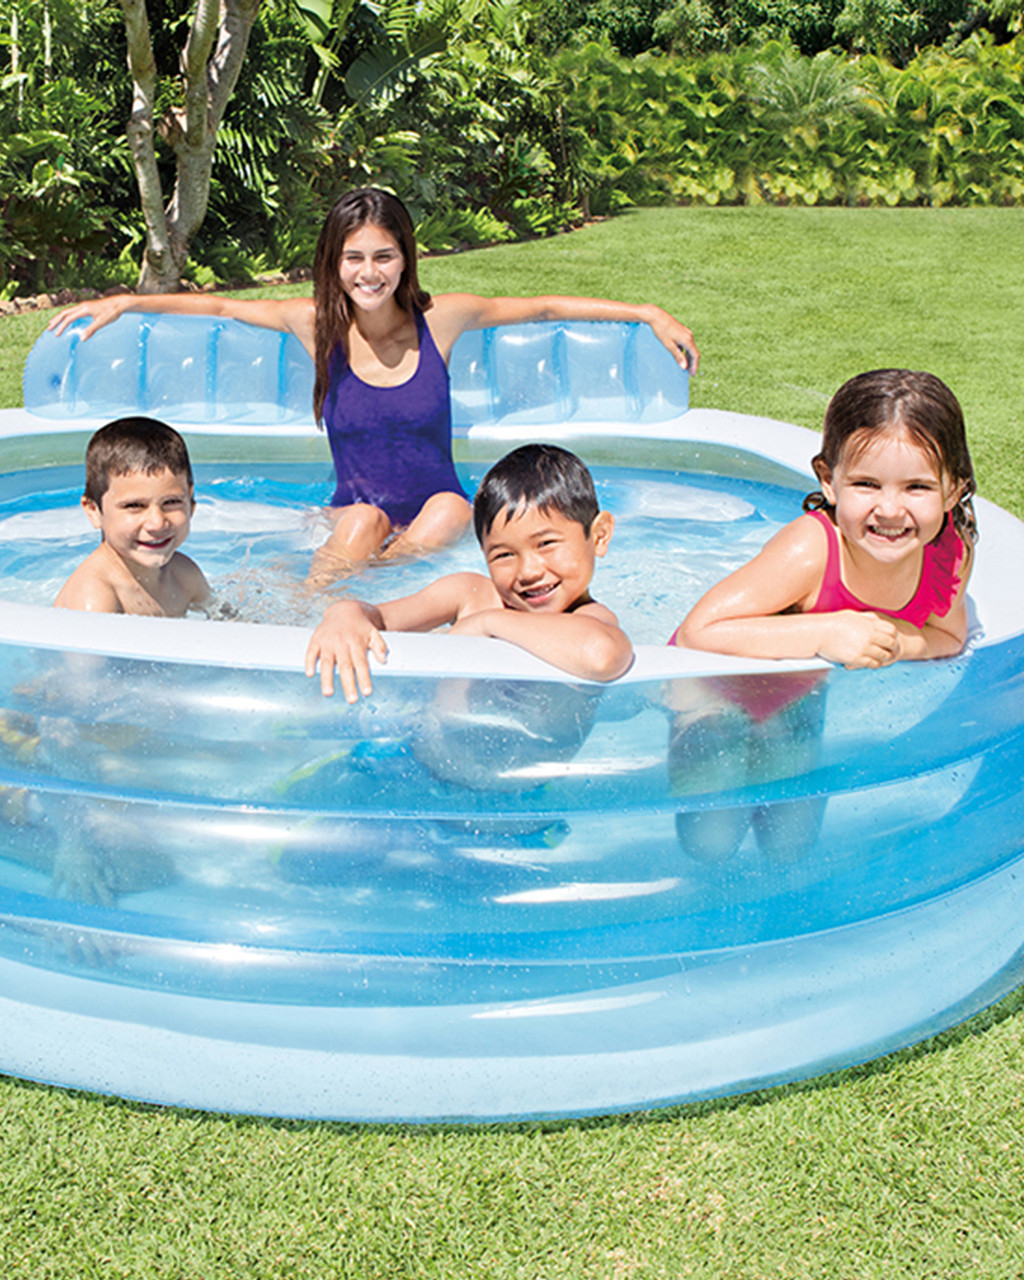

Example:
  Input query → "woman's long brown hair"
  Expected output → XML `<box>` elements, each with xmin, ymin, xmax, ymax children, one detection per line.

<box><xmin>312</xmin><ymin>188</ymin><xmax>431</xmax><ymax>424</ymax></box>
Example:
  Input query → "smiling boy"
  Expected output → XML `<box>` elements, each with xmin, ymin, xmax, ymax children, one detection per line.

<box><xmin>55</xmin><ymin>416</ymin><xmax>210</xmax><ymax>616</ymax></box>
<box><xmin>305</xmin><ymin>443</ymin><xmax>633</xmax><ymax>699</ymax></box>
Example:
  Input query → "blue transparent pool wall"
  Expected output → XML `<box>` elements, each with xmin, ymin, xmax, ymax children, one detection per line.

<box><xmin>9</xmin><ymin>313</ymin><xmax>1024</xmax><ymax>1117</ymax></box>
<box><xmin>2</xmin><ymin>636</ymin><xmax>1022</xmax><ymax>1013</ymax></box>
<box><xmin>23</xmin><ymin>316</ymin><xmax>688</xmax><ymax>426</ymax></box>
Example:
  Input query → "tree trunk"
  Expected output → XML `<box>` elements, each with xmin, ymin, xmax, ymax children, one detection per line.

<box><xmin>120</xmin><ymin>0</ymin><xmax>261</xmax><ymax>294</ymax></box>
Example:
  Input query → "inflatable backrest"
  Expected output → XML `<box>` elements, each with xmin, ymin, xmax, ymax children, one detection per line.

<box><xmin>448</xmin><ymin>321</ymin><xmax>688</xmax><ymax>426</ymax></box>
<box><xmin>23</xmin><ymin>315</ymin><xmax>314</xmax><ymax>426</ymax></box>
<box><xmin>24</xmin><ymin>314</ymin><xmax>688</xmax><ymax>429</ymax></box>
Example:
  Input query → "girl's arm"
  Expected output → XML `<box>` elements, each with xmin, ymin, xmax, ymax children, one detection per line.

<box><xmin>890</xmin><ymin>541</ymin><xmax>974</xmax><ymax>660</ymax></box>
<box><xmin>427</xmin><ymin>293</ymin><xmax>699</xmax><ymax>372</ymax></box>
<box><xmin>449</xmin><ymin>601</ymin><xmax>634</xmax><ymax>682</ymax></box>
<box><xmin>675</xmin><ymin>516</ymin><xmax>905</xmax><ymax>669</ymax></box>
<box><xmin>48</xmin><ymin>292</ymin><xmax>316</xmax><ymax>355</ymax></box>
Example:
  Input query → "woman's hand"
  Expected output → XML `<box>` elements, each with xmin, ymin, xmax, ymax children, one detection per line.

<box><xmin>48</xmin><ymin>294</ymin><xmax>134</xmax><ymax>340</ymax></box>
<box><xmin>644</xmin><ymin>305</ymin><xmax>700</xmax><ymax>373</ymax></box>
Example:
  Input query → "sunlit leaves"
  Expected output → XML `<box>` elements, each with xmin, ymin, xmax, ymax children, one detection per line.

<box><xmin>555</xmin><ymin>31</ymin><xmax>1024</xmax><ymax>210</ymax></box>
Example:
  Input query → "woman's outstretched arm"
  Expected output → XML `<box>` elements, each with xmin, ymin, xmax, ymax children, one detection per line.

<box><xmin>48</xmin><ymin>292</ymin><xmax>316</xmax><ymax>355</ymax></box>
<box><xmin>426</xmin><ymin>292</ymin><xmax>699</xmax><ymax>372</ymax></box>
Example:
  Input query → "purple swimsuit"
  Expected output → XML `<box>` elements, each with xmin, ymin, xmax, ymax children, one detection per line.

<box><xmin>322</xmin><ymin>311</ymin><xmax>467</xmax><ymax>526</ymax></box>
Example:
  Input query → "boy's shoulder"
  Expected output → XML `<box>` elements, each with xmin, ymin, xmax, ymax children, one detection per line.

<box><xmin>571</xmin><ymin>596</ymin><xmax>620</xmax><ymax>627</ymax></box>
<box><xmin>419</xmin><ymin>570</ymin><xmax>497</xmax><ymax>603</ymax></box>
<box><xmin>165</xmin><ymin>548</ymin><xmax>210</xmax><ymax>600</ymax></box>
<box><xmin>407</xmin><ymin>570</ymin><xmax>499</xmax><ymax>614</ymax></box>
<box><xmin>166</xmin><ymin>548</ymin><xmax>205</xmax><ymax>581</ymax></box>
<box><xmin>382</xmin><ymin>571</ymin><xmax>497</xmax><ymax>631</ymax></box>
<box><xmin>54</xmin><ymin>546</ymin><xmax>123</xmax><ymax>613</ymax></box>
<box><xmin>55</xmin><ymin>546</ymin><xmax>208</xmax><ymax>616</ymax></box>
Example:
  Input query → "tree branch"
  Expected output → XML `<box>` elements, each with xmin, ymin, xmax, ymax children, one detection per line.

<box><xmin>118</xmin><ymin>0</ymin><xmax>262</xmax><ymax>291</ymax></box>
<box><xmin>119</xmin><ymin>0</ymin><xmax>172</xmax><ymax>291</ymax></box>
<box><xmin>180</xmin><ymin>0</ymin><xmax>220</xmax><ymax>148</ymax></box>
<box><xmin>207</xmin><ymin>0</ymin><xmax>261</xmax><ymax>127</ymax></box>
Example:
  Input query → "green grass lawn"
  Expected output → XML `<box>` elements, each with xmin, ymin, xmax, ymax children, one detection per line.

<box><xmin>1</xmin><ymin>206</ymin><xmax>1023</xmax><ymax>1279</ymax></box>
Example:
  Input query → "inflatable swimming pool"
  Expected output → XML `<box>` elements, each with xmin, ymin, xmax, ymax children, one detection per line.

<box><xmin>1</xmin><ymin>315</ymin><xmax>1022</xmax><ymax>1122</ymax></box>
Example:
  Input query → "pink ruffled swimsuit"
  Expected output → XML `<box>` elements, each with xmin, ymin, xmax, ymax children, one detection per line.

<box><xmin>806</xmin><ymin>508</ymin><xmax>965</xmax><ymax>626</ymax></box>
<box><xmin>665</xmin><ymin>509</ymin><xmax>965</xmax><ymax>721</ymax></box>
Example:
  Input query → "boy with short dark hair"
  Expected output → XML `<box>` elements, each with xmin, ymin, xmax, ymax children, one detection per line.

<box><xmin>305</xmin><ymin>443</ymin><xmax>633</xmax><ymax>699</ymax></box>
<box><xmin>55</xmin><ymin>416</ymin><xmax>210</xmax><ymax>616</ymax></box>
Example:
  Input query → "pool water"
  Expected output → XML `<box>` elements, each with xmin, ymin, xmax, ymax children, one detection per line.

<box><xmin>8</xmin><ymin>308</ymin><xmax>1024</xmax><ymax>1120</ymax></box>
<box><xmin>2</xmin><ymin>444</ymin><xmax>1023</xmax><ymax>1121</ymax></box>
<box><xmin>0</xmin><ymin>461</ymin><xmax>799</xmax><ymax>641</ymax></box>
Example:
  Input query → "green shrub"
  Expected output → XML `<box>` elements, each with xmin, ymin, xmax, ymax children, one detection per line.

<box><xmin>552</xmin><ymin>31</ymin><xmax>1024</xmax><ymax>210</ymax></box>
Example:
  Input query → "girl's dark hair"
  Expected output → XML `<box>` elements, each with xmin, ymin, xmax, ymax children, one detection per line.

<box><xmin>473</xmin><ymin>444</ymin><xmax>599</xmax><ymax>543</ymax></box>
<box><xmin>312</xmin><ymin>187</ymin><xmax>430</xmax><ymax>423</ymax></box>
<box><xmin>803</xmin><ymin>369</ymin><xmax>977</xmax><ymax>540</ymax></box>
<box><xmin>85</xmin><ymin>417</ymin><xmax>193</xmax><ymax>505</ymax></box>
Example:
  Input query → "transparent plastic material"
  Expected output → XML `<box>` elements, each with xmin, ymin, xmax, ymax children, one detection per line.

<box><xmin>2</xmin><ymin>318</ymin><xmax>1022</xmax><ymax>1122</ymax></box>
<box><xmin>1</xmin><ymin>637</ymin><xmax>1023</xmax><ymax>1121</ymax></box>
<box><xmin>22</xmin><ymin>316</ymin><xmax>315</xmax><ymax>426</ymax></box>
<box><xmin>22</xmin><ymin>316</ymin><xmax>688</xmax><ymax>428</ymax></box>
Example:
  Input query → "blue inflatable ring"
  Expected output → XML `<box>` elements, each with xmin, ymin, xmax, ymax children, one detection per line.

<box><xmin>0</xmin><ymin>315</ymin><xmax>1021</xmax><ymax>1123</ymax></box>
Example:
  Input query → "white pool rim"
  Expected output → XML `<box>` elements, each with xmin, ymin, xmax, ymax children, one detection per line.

<box><xmin>1</xmin><ymin>405</ymin><xmax>1021</xmax><ymax>678</ymax></box>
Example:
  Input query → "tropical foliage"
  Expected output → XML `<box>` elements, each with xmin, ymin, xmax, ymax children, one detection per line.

<box><xmin>1</xmin><ymin>0</ymin><xmax>1023</xmax><ymax>295</ymax></box>
<box><xmin>330</xmin><ymin>0</ymin><xmax>577</xmax><ymax>245</ymax></box>
<box><xmin>0</xmin><ymin>1</ymin><xmax>132</xmax><ymax>296</ymax></box>
<box><xmin>556</xmin><ymin>32</ymin><xmax>1024</xmax><ymax>212</ymax></box>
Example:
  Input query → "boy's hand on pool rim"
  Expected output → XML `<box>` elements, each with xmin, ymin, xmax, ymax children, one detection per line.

<box><xmin>305</xmin><ymin>600</ymin><xmax>388</xmax><ymax>701</ymax></box>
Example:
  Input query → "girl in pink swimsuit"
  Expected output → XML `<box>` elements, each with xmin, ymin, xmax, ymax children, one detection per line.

<box><xmin>673</xmin><ymin>368</ymin><xmax>977</xmax><ymax>669</ymax></box>
<box><xmin>666</xmin><ymin>369</ymin><xmax>975</xmax><ymax>862</ymax></box>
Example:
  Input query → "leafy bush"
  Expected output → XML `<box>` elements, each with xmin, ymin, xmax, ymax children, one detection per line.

<box><xmin>552</xmin><ymin>31</ymin><xmax>1024</xmax><ymax>209</ymax></box>
<box><xmin>322</xmin><ymin>0</ymin><xmax>578</xmax><ymax>246</ymax></box>
<box><xmin>2</xmin><ymin>0</ymin><xmax>1023</xmax><ymax>296</ymax></box>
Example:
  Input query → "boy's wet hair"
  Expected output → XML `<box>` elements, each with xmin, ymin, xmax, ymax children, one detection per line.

<box><xmin>313</xmin><ymin>186</ymin><xmax>430</xmax><ymax>423</ymax></box>
<box><xmin>473</xmin><ymin>444</ymin><xmax>600</xmax><ymax>543</ymax></box>
<box><xmin>84</xmin><ymin>417</ymin><xmax>194</xmax><ymax>506</ymax></box>
<box><xmin>804</xmin><ymin>369</ymin><xmax>976</xmax><ymax>539</ymax></box>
